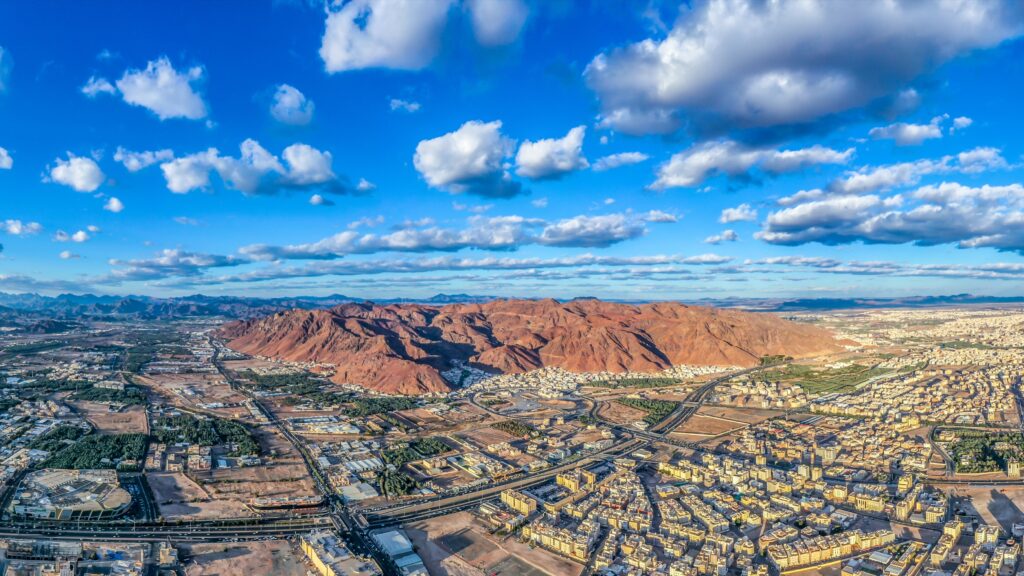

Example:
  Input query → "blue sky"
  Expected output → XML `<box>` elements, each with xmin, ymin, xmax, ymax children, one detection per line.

<box><xmin>1</xmin><ymin>0</ymin><xmax>1024</xmax><ymax>300</ymax></box>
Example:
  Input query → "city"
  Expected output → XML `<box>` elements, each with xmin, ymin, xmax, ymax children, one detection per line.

<box><xmin>3</xmin><ymin>0</ymin><xmax>1024</xmax><ymax>575</ymax></box>
<box><xmin>1</xmin><ymin>305</ymin><xmax>1024</xmax><ymax>576</ymax></box>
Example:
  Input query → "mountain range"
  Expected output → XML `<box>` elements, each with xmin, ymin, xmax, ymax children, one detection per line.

<box><xmin>219</xmin><ymin>298</ymin><xmax>842</xmax><ymax>395</ymax></box>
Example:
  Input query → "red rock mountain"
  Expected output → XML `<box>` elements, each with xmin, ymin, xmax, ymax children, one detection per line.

<box><xmin>219</xmin><ymin>299</ymin><xmax>841</xmax><ymax>395</ymax></box>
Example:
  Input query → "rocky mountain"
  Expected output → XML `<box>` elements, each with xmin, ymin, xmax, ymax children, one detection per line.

<box><xmin>219</xmin><ymin>299</ymin><xmax>842</xmax><ymax>395</ymax></box>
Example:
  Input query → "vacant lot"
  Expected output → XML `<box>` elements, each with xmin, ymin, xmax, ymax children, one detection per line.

<box><xmin>148</xmin><ymin>471</ymin><xmax>250</xmax><ymax>520</ymax></box>
<box><xmin>408</xmin><ymin>512</ymin><xmax>582</xmax><ymax>576</ymax></box>
<box><xmin>73</xmin><ymin>402</ymin><xmax>150</xmax><ymax>434</ymax></box>
<box><xmin>183</xmin><ymin>541</ymin><xmax>307</xmax><ymax>576</ymax></box>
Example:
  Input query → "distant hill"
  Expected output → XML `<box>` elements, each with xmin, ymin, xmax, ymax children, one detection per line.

<box><xmin>219</xmin><ymin>298</ymin><xmax>841</xmax><ymax>395</ymax></box>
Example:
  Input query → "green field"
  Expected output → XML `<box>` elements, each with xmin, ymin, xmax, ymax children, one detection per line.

<box><xmin>615</xmin><ymin>398</ymin><xmax>678</xmax><ymax>426</ymax></box>
<box><xmin>767</xmin><ymin>363</ymin><xmax>888</xmax><ymax>395</ymax></box>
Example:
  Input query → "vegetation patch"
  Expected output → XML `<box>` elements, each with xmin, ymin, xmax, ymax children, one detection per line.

<box><xmin>491</xmin><ymin>420</ymin><xmax>537</xmax><ymax>438</ymax></box>
<box><xmin>615</xmin><ymin>398</ymin><xmax>678</xmax><ymax>426</ymax></box>
<box><xmin>152</xmin><ymin>413</ymin><xmax>260</xmax><ymax>456</ymax></box>
<box><xmin>71</xmin><ymin>384</ymin><xmax>147</xmax><ymax>405</ymax></box>
<box><xmin>345</xmin><ymin>396</ymin><xmax>418</xmax><ymax>418</ymax></box>
<box><xmin>767</xmin><ymin>363</ymin><xmax>888</xmax><ymax>395</ymax></box>
<box><xmin>41</xmin><ymin>433</ymin><xmax>148</xmax><ymax>470</ymax></box>
<box><xmin>947</xmin><ymin>430</ymin><xmax>1024</xmax><ymax>474</ymax></box>
<box><xmin>589</xmin><ymin>377</ymin><xmax>681</xmax><ymax>389</ymax></box>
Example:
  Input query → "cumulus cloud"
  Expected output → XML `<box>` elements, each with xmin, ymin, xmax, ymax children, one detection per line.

<box><xmin>320</xmin><ymin>0</ymin><xmax>454</xmax><ymax>73</ymax></box>
<box><xmin>757</xmin><ymin>181</ymin><xmax>1024</xmax><ymax>252</ymax></box>
<box><xmin>515</xmin><ymin>125</ymin><xmax>588</xmax><ymax>180</ymax></box>
<box><xmin>240</xmin><ymin>211</ymin><xmax>673</xmax><ymax>261</ymax></box>
<box><xmin>389</xmin><ymin>98</ymin><xmax>421</xmax><ymax>112</ymax></box>
<box><xmin>54</xmin><ymin>229</ymin><xmax>90</xmax><ymax>243</ymax></box>
<box><xmin>414</xmin><ymin>120</ymin><xmax>521</xmax><ymax>197</ymax></box>
<box><xmin>584</xmin><ymin>0</ymin><xmax>1023</xmax><ymax>135</ymax></box>
<box><xmin>651</xmin><ymin>140</ymin><xmax>852</xmax><ymax>189</ymax></box>
<box><xmin>592</xmin><ymin>152</ymin><xmax>649</xmax><ymax>172</ymax></box>
<box><xmin>104</xmin><ymin>197</ymin><xmax>124</xmax><ymax>213</ymax></box>
<box><xmin>309</xmin><ymin>194</ymin><xmax>334</xmax><ymax>206</ymax></box>
<box><xmin>46</xmin><ymin>153</ymin><xmax>105</xmax><ymax>192</ymax></box>
<box><xmin>719</xmin><ymin>203</ymin><xmax>757</xmax><ymax>223</ymax></box>
<box><xmin>2</xmin><ymin>220</ymin><xmax>42</xmax><ymax>236</ymax></box>
<box><xmin>952</xmin><ymin>116</ymin><xmax>973</xmax><ymax>131</ymax></box>
<box><xmin>704</xmin><ymin>229</ymin><xmax>738</xmax><ymax>244</ymax></box>
<box><xmin>466</xmin><ymin>0</ymin><xmax>529</xmax><ymax>46</ymax></box>
<box><xmin>869</xmin><ymin>115</ymin><xmax>945</xmax><ymax>145</ymax></box>
<box><xmin>356</xmin><ymin>178</ymin><xmax>376</xmax><ymax>192</ymax></box>
<box><xmin>159</xmin><ymin>139</ymin><xmax>340</xmax><ymax>195</ymax></box>
<box><xmin>114</xmin><ymin>147</ymin><xmax>173</xmax><ymax>172</ymax></box>
<box><xmin>270</xmin><ymin>84</ymin><xmax>315</xmax><ymax>125</ymax></box>
<box><xmin>166</xmin><ymin>252</ymin><xmax>731</xmax><ymax>287</ymax></box>
<box><xmin>828</xmin><ymin>147</ymin><xmax>1010</xmax><ymax>195</ymax></box>
<box><xmin>81</xmin><ymin>76</ymin><xmax>116</xmax><ymax>98</ymax></box>
<box><xmin>115</xmin><ymin>57</ymin><xmax>207</xmax><ymax>120</ymax></box>
<box><xmin>0</xmin><ymin>147</ymin><xmax>11</xmax><ymax>169</ymax></box>
<box><xmin>107</xmin><ymin>249</ymin><xmax>247</xmax><ymax>281</ymax></box>
<box><xmin>59</xmin><ymin>250</ymin><xmax>80</xmax><ymax>260</ymax></box>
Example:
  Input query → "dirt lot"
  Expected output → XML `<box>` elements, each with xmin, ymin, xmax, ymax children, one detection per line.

<box><xmin>697</xmin><ymin>406</ymin><xmax>783</xmax><ymax>424</ymax></box>
<box><xmin>148</xmin><ymin>471</ymin><xmax>251</xmax><ymax>520</ymax></box>
<box><xmin>183</xmin><ymin>541</ymin><xmax>307</xmax><ymax>576</ymax></box>
<box><xmin>950</xmin><ymin>486</ymin><xmax>1024</xmax><ymax>533</ymax></box>
<box><xmin>597</xmin><ymin>400</ymin><xmax>650</xmax><ymax>426</ymax></box>
<box><xmin>459</xmin><ymin>426</ymin><xmax>520</xmax><ymax>448</ymax></box>
<box><xmin>73</xmin><ymin>402</ymin><xmax>149</xmax><ymax>434</ymax></box>
<box><xmin>136</xmin><ymin>373</ymin><xmax>251</xmax><ymax>419</ymax></box>
<box><xmin>408</xmin><ymin>512</ymin><xmax>582</xmax><ymax>576</ymax></box>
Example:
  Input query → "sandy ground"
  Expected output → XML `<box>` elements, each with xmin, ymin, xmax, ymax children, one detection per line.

<box><xmin>137</xmin><ymin>373</ymin><xmax>252</xmax><ymax>420</ymax></box>
<box><xmin>673</xmin><ymin>414</ymin><xmax>744</xmax><ymax>437</ymax></box>
<box><xmin>73</xmin><ymin>402</ymin><xmax>150</xmax><ymax>434</ymax></box>
<box><xmin>597</xmin><ymin>401</ymin><xmax>650</xmax><ymax>426</ymax></box>
<box><xmin>183</xmin><ymin>541</ymin><xmax>307</xmax><ymax>576</ymax></box>
<box><xmin>697</xmin><ymin>405</ymin><xmax>784</xmax><ymax>424</ymax></box>
<box><xmin>949</xmin><ymin>486</ymin><xmax>1024</xmax><ymax>533</ymax></box>
<box><xmin>148</xmin><ymin>471</ymin><xmax>251</xmax><ymax>520</ymax></box>
<box><xmin>408</xmin><ymin>512</ymin><xmax>582</xmax><ymax>576</ymax></box>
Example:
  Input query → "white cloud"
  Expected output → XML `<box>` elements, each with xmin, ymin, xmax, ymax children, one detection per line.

<box><xmin>54</xmin><ymin>229</ymin><xmax>90</xmax><ymax>243</ymax></box>
<box><xmin>829</xmin><ymin>147</ymin><xmax>1010</xmax><ymax>195</ymax></box>
<box><xmin>466</xmin><ymin>0</ymin><xmax>528</xmax><ymax>46</ymax></box>
<box><xmin>652</xmin><ymin>140</ymin><xmax>852</xmax><ymax>189</ymax></box>
<box><xmin>531</xmin><ymin>197</ymin><xmax>548</xmax><ymax>208</ymax></box>
<box><xmin>59</xmin><ymin>250</ymin><xmax>80</xmax><ymax>260</ymax></box>
<box><xmin>320</xmin><ymin>0</ymin><xmax>454</xmax><ymax>73</ymax></box>
<box><xmin>2</xmin><ymin>220</ymin><xmax>42</xmax><ymax>236</ymax></box>
<box><xmin>241</xmin><ymin>210</ymin><xmax>673</xmax><ymax>260</ymax></box>
<box><xmin>270</xmin><ymin>84</ymin><xmax>315</xmax><ymax>125</ymax></box>
<box><xmin>104</xmin><ymin>197</ymin><xmax>125</xmax><ymax>213</ymax></box>
<box><xmin>414</xmin><ymin>120</ymin><xmax>521</xmax><ymax>197</ymax></box>
<box><xmin>116</xmin><ymin>57</ymin><xmax>207</xmax><ymax>120</ymax></box>
<box><xmin>309</xmin><ymin>194</ymin><xmax>334</xmax><ymax>207</ymax></box>
<box><xmin>356</xmin><ymin>178</ymin><xmax>376</xmax><ymax>192</ymax></box>
<box><xmin>159</xmin><ymin>139</ymin><xmax>340</xmax><ymax>195</ymax></box>
<box><xmin>757</xmin><ymin>182</ymin><xmax>1024</xmax><ymax>252</ymax></box>
<box><xmin>719</xmin><ymin>203</ymin><xmax>757</xmax><ymax>223</ymax></box>
<box><xmin>584</xmin><ymin>0</ymin><xmax>1022</xmax><ymax>135</ymax></box>
<box><xmin>0</xmin><ymin>147</ymin><xmax>11</xmax><ymax>169</ymax></box>
<box><xmin>592</xmin><ymin>152</ymin><xmax>649</xmax><ymax>172</ymax></box>
<box><xmin>114</xmin><ymin>147</ymin><xmax>174</xmax><ymax>172</ymax></box>
<box><xmin>514</xmin><ymin>125</ymin><xmax>588</xmax><ymax>180</ymax></box>
<box><xmin>173</xmin><ymin>216</ymin><xmax>199</xmax><ymax>226</ymax></box>
<box><xmin>952</xmin><ymin>116</ymin><xmax>973</xmax><ymax>131</ymax></box>
<box><xmin>869</xmin><ymin>115</ymin><xmax>945</xmax><ymax>145</ymax></box>
<box><xmin>47</xmin><ymin>153</ymin><xmax>105</xmax><ymax>192</ymax></box>
<box><xmin>81</xmin><ymin>75</ymin><xmax>116</xmax><ymax>98</ymax></box>
<box><xmin>87</xmin><ymin>225</ymin><xmax>100</xmax><ymax>233</ymax></box>
<box><xmin>704</xmin><ymin>229</ymin><xmax>738</xmax><ymax>244</ymax></box>
<box><xmin>389</xmin><ymin>98</ymin><xmax>421</xmax><ymax>112</ymax></box>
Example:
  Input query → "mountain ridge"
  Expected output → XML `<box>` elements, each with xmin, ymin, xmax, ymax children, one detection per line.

<box><xmin>219</xmin><ymin>298</ymin><xmax>842</xmax><ymax>395</ymax></box>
